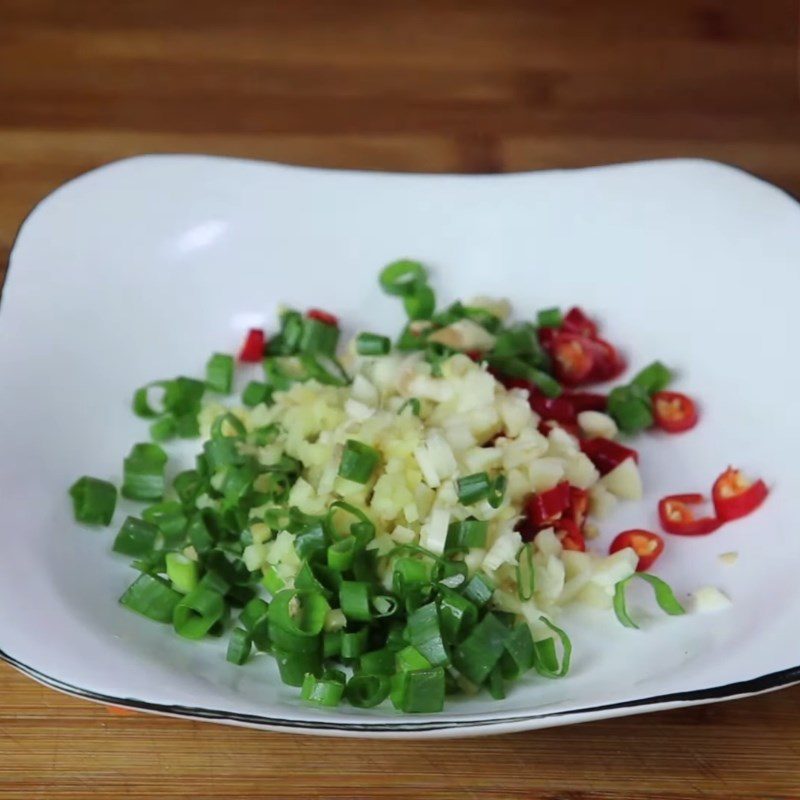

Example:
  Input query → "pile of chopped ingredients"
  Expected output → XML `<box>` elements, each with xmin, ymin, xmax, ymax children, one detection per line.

<box><xmin>68</xmin><ymin>260</ymin><xmax>769</xmax><ymax>713</ymax></box>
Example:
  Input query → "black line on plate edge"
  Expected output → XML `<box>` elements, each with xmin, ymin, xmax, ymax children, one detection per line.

<box><xmin>3</xmin><ymin>157</ymin><xmax>800</xmax><ymax>733</ymax></box>
<box><xmin>2</xmin><ymin>646</ymin><xmax>799</xmax><ymax>733</ymax></box>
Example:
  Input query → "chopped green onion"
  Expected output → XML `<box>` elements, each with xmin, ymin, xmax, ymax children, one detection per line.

<box><xmin>488</xmin><ymin>474</ymin><xmax>507</xmax><ymax>509</ymax></box>
<box><xmin>607</xmin><ymin>384</ymin><xmax>654</xmax><ymax>435</ymax></box>
<box><xmin>239</xmin><ymin>597</ymin><xmax>269</xmax><ymax>631</ymax></box>
<box><xmin>359</xmin><ymin>648</ymin><xmax>396</xmax><ymax>676</ymax></box>
<box><xmin>187</xmin><ymin>514</ymin><xmax>215</xmax><ymax>554</ymax></box>
<box><xmin>396</xmin><ymin>323</ymin><xmax>429</xmax><ymax>351</ymax></box>
<box><xmin>341</xmin><ymin>627</ymin><xmax>369</xmax><ymax>659</ymax></box>
<box><xmin>242</xmin><ymin>380</ymin><xmax>272</xmax><ymax>408</ymax></box>
<box><xmin>390</xmin><ymin>666</ymin><xmax>445</xmax><ymax>713</ymax></box>
<box><xmin>69</xmin><ymin>476</ymin><xmax>117</xmax><ymax>526</ymax></box>
<box><xmin>174</xmin><ymin>413</ymin><xmax>200</xmax><ymax>439</ymax></box>
<box><xmin>206</xmin><ymin>353</ymin><xmax>234</xmax><ymax>394</ymax></box>
<box><xmin>165</xmin><ymin>552</ymin><xmax>199</xmax><ymax>594</ymax></box>
<box><xmin>113</xmin><ymin>516</ymin><xmax>159</xmax><ymax>557</ymax></box>
<box><xmin>489</xmin><ymin>356</ymin><xmax>562</xmax><ymax>398</ymax></box>
<box><xmin>445</xmin><ymin>518</ymin><xmax>488</xmax><ymax>550</ymax></box>
<box><xmin>516</xmin><ymin>543</ymin><xmax>536</xmax><ymax>601</ymax></box>
<box><xmin>379</xmin><ymin>259</ymin><xmax>427</xmax><ymax>297</ymax></box>
<box><xmin>338</xmin><ymin>439</ymin><xmax>380</xmax><ymax>484</ymax></box>
<box><xmin>327</xmin><ymin>537</ymin><xmax>357</xmax><ymax>572</ymax></box>
<box><xmin>164</xmin><ymin>377</ymin><xmax>206</xmax><ymax>416</ymax></box>
<box><xmin>121</xmin><ymin>443</ymin><xmax>168</xmax><ymax>502</ymax></box>
<box><xmin>398</xmin><ymin>397</ymin><xmax>421</xmax><ymax>416</ymax></box>
<box><xmin>461</xmin><ymin>572</ymin><xmax>494</xmax><ymax>608</ymax></box>
<box><xmin>273</xmin><ymin>648</ymin><xmax>321</xmax><ymax>687</ymax></box>
<box><xmin>488</xmin><ymin>665</ymin><xmax>506</xmax><ymax>699</ymax></box>
<box><xmin>456</xmin><ymin>472</ymin><xmax>491</xmax><ymax>505</ymax></box>
<box><xmin>346</xmin><ymin>674</ymin><xmax>391</xmax><ymax>708</ymax></box>
<box><xmin>142</xmin><ymin>501</ymin><xmax>187</xmax><ymax>545</ymax></box>
<box><xmin>173</xmin><ymin>584</ymin><xmax>226</xmax><ymax>640</ymax></box>
<box><xmin>339</xmin><ymin>581</ymin><xmax>372</xmax><ymax>622</ymax></box>
<box><xmin>133</xmin><ymin>383</ymin><xmax>163</xmax><ymax>418</ymax></box>
<box><xmin>371</xmin><ymin>595</ymin><xmax>399</xmax><ymax>618</ymax></box>
<box><xmin>356</xmin><ymin>332</ymin><xmax>391</xmax><ymax>356</ymax></box>
<box><xmin>403</xmin><ymin>282</ymin><xmax>436</xmax><ymax>320</ymax></box>
<box><xmin>452</xmin><ymin>613</ymin><xmax>510</xmax><ymax>684</ymax></box>
<box><xmin>119</xmin><ymin>573</ymin><xmax>182</xmax><ymax>623</ymax></box>
<box><xmin>299</xmin><ymin>318</ymin><xmax>339</xmax><ymax>357</ymax></box>
<box><xmin>301</xmin><ymin>671</ymin><xmax>345</xmax><ymax>706</ymax></box>
<box><xmin>424</xmin><ymin>341</ymin><xmax>456</xmax><ymax>377</ymax></box>
<box><xmin>613</xmin><ymin>573</ymin><xmax>686</xmax><ymax>629</ymax></box>
<box><xmin>500</xmin><ymin>623</ymin><xmax>535</xmax><ymax>680</ymax></box>
<box><xmin>149</xmin><ymin>415</ymin><xmax>176</xmax><ymax>442</ymax></box>
<box><xmin>406</xmin><ymin>601</ymin><xmax>449</xmax><ymax>666</ymax></box>
<box><xmin>294</xmin><ymin>523</ymin><xmax>328</xmax><ymax>561</ymax></box>
<box><xmin>226</xmin><ymin>627</ymin><xmax>252</xmax><ymax>665</ymax></box>
<box><xmin>533</xmin><ymin>617</ymin><xmax>572</xmax><ymax>678</ymax></box>
<box><xmin>631</xmin><ymin>361</ymin><xmax>673</xmax><ymax>396</ymax></box>
<box><xmin>299</xmin><ymin>354</ymin><xmax>350</xmax><ymax>386</ymax></box>
<box><xmin>267</xmin><ymin>590</ymin><xmax>329</xmax><ymax>654</ymax></box>
<box><xmin>173</xmin><ymin>470</ymin><xmax>204</xmax><ymax>505</ymax></box>
<box><xmin>437</xmin><ymin>587</ymin><xmax>477</xmax><ymax>644</ymax></box>
<box><xmin>262</xmin><ymin>357</ymin><xmax>298</xmax><ymax>390</ymax></box>
<box><xmin>537</xmin><ymin>307</ymin><xmax>563</xmax><ymax>328</ymax></box>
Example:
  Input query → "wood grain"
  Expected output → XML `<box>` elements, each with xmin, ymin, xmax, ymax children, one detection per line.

<box><xmin>2</xmin><ymin>1</ymin><xmax>800</xmax><ymax>797</ymax></box>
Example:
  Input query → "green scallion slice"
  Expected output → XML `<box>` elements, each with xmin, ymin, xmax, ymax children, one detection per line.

<box><xmin>338</xmin><ymin>439</ymin><xmax>380</xmax><ymax>484</ymax></box>
<box><xmin>456</xmin><ymin>472</ymin><xmax>491</xmax><ymax>505</ymax></box>
<box><xmin>613</xmin><ymin>573</ymin><xmax>686</xmax><ymax>630</ymax></box>
<box><xmin>119</xmin><ymin>573</ymin><xmax>182</xmax><ymax>623</ymax></box>
<box><xmin>113</xmin><ymin>516</ymin><xmax>159</xmax><ymax>557</ymax></box>
<box><xmin>206</xmin><ymin>353</ymin><xmax>234</xmax><ymax>394</ymax></box>
<box><xmin>69</xmin><ymin>476</ymin><xmax>117</xmax><ymax>526</ymax></box>
<box><xmin>356</xmin><ymin>332</ymin><xmax>391</xmax><ymax>356</ymax></box>
<box><xmin>379</xmin><ymin>259</ymin><xmax>428</xmax><ymax>297</ymax></box>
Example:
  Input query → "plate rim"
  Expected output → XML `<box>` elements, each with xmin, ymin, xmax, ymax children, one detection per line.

<box><xmin>2</xmin><ymin>645</ymin><xmax>798</xmax><ymax>736</ymax></box>
<box><xmin>3</xmin><ymin>153</ymin><xmax>800</xmax><ymax>737</ymax></box>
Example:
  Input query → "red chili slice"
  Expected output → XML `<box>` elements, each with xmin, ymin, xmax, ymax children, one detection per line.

<box><xmin>653</xmin><ymin>391</ymin><xmax>698</xmax><ymax>433</ymax></box>
<box><xmin>555</xmin><ymin>519</ymin><xmax>586</xmax><ymax>552</ymax></box>
<box><xmin>525</xmin><ymin>482</ymin><xmax>571</xmax><ymax>528</ymax></box>
<box><xmin>238</xmin><ymin>328</ymin><xmax>266</xmax><ymax>363</ymax></box>
<box><xmin>580</xmin><ymin>438</ymin><xmax>639</xmax><ymax>476</ymax></box>
<box><xmin>609</xmin><ymin>529</ymin><xmax>664</xmax><ymax>571</ymax></box>
<box><xmin>567</xmin><ymin>487</ymin><xmax>589</xmax><ymax>529</ymax></box>
<box><xmin>567</xmin><ymin>392</ymin><xmax>607</xmax><ymax>413</ymax></box>
<box><xmin>548</xmin><ymin>332</ymin><xmax>595</xmax><ymax>385</ymax></box>
<box><xmin>545</xmin><ymin>331</ymin><xmax>625</xmax><ymax>386</ymax></box>
<box><xmin>307</xmin><ymin>308</ymin><xmax>339</xmax><ymax>327</ymax></box>
<box><xmin>562</xmin><ymin>306</ymin><xmax>599</xmax><ymax>338</ymax></box>
<box><xmin>658</xmin><ymin>493</ymin><xmax>722</xmax><ymax>535</ymax></box>
<box><xmin>712</xmin><ymin>467</ymin><xmax>768</xmax><ymax>522</ymax></box>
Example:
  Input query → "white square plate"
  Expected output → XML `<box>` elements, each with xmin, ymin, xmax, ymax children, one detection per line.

<box><xmin>1</xmin><ymin>156</ymin><xmax>798</xmax><ymax>737</ymax></box>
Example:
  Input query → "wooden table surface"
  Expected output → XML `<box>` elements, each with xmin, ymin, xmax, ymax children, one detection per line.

<box><xmin>2</xmin><ymin>2</ymin><xmax>800</xmax><ymax>797</ymax></box>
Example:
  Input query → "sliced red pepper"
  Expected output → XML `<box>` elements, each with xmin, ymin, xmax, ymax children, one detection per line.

<box><xmin>550</xmin><ymin>333</ymin><xmax>595</xmax><ymax>385</ymax></box>
<box><xmin>567</xmin><ymin>487</ymin><xmax>589</xmax><ymax>529</ymax></box>
<box><xmin>238</xmin><ymin>328</ymin><xmax>266</xmax><ymax>363</ymax></box>
<box><xmin>567</xmin><ymin>392</ymin><xmax>607</xmax><ymax>413</ymax></box>
<box><xmin>589</xmin><ymin>337</ymin><xmax>626</xmax><ymax>382</ymax></box>
<box><xmin>525</xmin><ymin>482</ymin><xmax>571</xmax><ymax>528</ymax></box>
<box><xmin>562</xmin><ymin>306</ymin><xmax>599</xmax><ymax>338</ymax></box>
<box><xmin>658</xmin><ymin>493</ymin><xmax>722</xmax><ymax>535</ymax></box>
<box><xmin>555</xmin><ymin>519</ymin><xmax>586</xmax><ymax>552</ymax></box>
<box><xmin>653</xmin><ymin>391</ymin><xmax>698</xmax><ymax>433</ymax></box>
<box><xmin>544</xmin><ymin>331</ymin><xmax>625</xmax><ymax>386</ymax></box>
<box><xmin>580</xmin><ymin>437</ymin><xmax>639</xmax><ymax>476</ymax></box>
<box><xmin>609</xmin><ymin>529</ymin><xmax>664</xmax><ymax>571</ymax></box>
<box><xmin>306</xmin><ymin>308</ymin><xmax>339</xmax><ymax>327</ymax></box>
<box><xmin>712</xmin><ymin>467</ymin><xmax>768</xmax><ymax>522</ymax></box>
